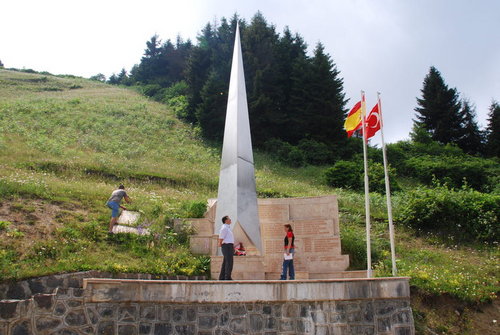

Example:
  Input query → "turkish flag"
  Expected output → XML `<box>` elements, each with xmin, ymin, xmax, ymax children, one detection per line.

<box><xmin>364</xmin><ymin>103</ymin><xmax>381</xmax><ymax>140</ymax></box>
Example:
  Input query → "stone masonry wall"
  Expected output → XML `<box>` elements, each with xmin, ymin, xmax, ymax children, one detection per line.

<box><xmin>1</xmin><ymin>288</ymin><xmax>414</xmax><ymax>335</ymax></box>
<box><xmin>0</xmin><ymin>272</ymin><xmax>206</xmax><ymax>301</ymax></box>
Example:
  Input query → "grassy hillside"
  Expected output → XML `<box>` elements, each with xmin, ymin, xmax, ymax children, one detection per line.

<box><xmin>0</xmin><ymin>69</ymin><xmax>498</xmax><ymax>334</ymax></box>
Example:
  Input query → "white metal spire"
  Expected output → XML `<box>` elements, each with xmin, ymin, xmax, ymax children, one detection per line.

<box><xmin>215</xmin><ymin>24</ymin><xmax>262</xmax><ymax>254</ymax></box>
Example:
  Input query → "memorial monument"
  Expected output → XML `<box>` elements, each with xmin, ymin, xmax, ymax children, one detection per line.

<box><xmin>214</xmin><ymin>23</ymin><xmax>262</xmax><ymax>255</ymax></box>
<box><xmin>188</xmin><ymin>24</ymin><xmax>364</xmax><ymax>280</ymax></box>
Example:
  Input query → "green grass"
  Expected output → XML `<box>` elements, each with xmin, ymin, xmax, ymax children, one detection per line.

<box><xmin>0</xmin><ymin>69</ymin><xmax>498</xmax><ymax>308</ymax></box>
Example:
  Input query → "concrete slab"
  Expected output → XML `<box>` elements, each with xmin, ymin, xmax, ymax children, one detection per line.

<box><xmin>83</xmin><ymin>277</ymin><xmax>411</xmax><ymax>304</ymax></box>
<box><xmin>112</xmin><ymin>224</ymin><xmax>150</xmax><ymax>235</ymax></box>
<box><xmin>117</xmin><ymin>210</ymin><xmax>141</xmax><ymax>226</ymax></box>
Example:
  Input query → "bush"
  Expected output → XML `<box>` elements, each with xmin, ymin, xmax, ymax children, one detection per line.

<box><xmin>404</xmin><ymin>155</ymin><xmax>489</xmax><ymax>191</ymax></box>
<box><xmin>325</xmin><ymin>160</ymin><xmax>362</xmax><ymax>190</ymax></box>
<box><xmin>179</xmin><ymin>201</ymin><xmax>206</xmax><ymax>218</ymax></box>
<box><xmin>397</xmin><ymin>184</ymin><xmax>499</xmax><ymax>243</ymax></box>
<box><xmin>297</xmin><ymin>139</ymin><xmax>332</xmax><ymax>165</ymax></box>
<box><xmin>264</xmin><ymin>139</ymin><xmax>305</xmax><ymax>167</ymax></box>
<box><xmin>366</xmin><ymin>162</ymin><xmax>401</xmax><ymax>194</ymax></box>
<box><xmin>340</xmin><ymin>225</ymin><xmax>384</xmax><ymax>270</ymax></box>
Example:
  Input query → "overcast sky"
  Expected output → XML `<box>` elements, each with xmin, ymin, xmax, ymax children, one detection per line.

<box><xmin>2</xmin><ymin>0</ymin><xmax>499</xmax><ymax>144</ymax></box>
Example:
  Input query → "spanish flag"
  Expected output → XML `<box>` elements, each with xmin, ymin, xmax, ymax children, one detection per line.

<box><xmin>344</xmin><ymin>101</ymin><xmax>363</xmax><ymax>137</ymax></box>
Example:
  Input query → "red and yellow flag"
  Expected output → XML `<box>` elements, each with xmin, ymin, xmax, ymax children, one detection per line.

<box><xmin>344</xmin><ymin>101</ymin><xmax>363</xmax><ymax>137</ymax></box>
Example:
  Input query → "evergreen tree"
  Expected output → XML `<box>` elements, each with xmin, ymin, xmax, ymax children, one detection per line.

<box><xmin>117</xmin><ymin>68</ymin><xmax>128</xmax><ymax>85</ymax></box>
<box><xmin>89</xmin><ymin>73</ymin><xmax>106</xmax><ymax>82</ymax></box>
<box><xmin>307</xmin><ymin>43</ymin><xmax>348</xmax><ymax>147</ymax></box>
<box><xmin>133</xmin><ymin>35</ymin><xmax>162</xmax><ymax>84</ymax></box>
<box><xmin>195</xmin><ymin>71</ymin><xmax>227</xmax><ymax>140</ymax></box>
<box><xmin>485</xmin><ymin>101</ymin><xmax>500</xmax><ymax>157</ymax></box>
<box><xmin>276</xmin><ymin>28</ymin><xmax>309</xmax><ymax>144</ymax></box>
<box><xmin>242</xmin><ymin>12</ymin><xmax>282</xmax><ymax>145</ymax></box>
<box><xmin>107</xmin><ymin>73</ymin><xmax>119</xmax><ymax>85</ymax></box>
<box><xmin>185</xmin><ymin>23</ymin><xmax>217</xmax><ymax>123</ymax></box>
<box><xmin>456</xmin><ymin>99</ymin><xmax>483</xmax><ymax>154</ymax></box>
<box><xmin>414</xmin><ymin>66</ymin><xmax>464</xmax><ymax>145</ymax></box>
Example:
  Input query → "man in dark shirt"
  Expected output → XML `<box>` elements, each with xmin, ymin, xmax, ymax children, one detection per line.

<box><xmin>106</xmin><ymin>185</ymin><xmax>131</xmax><ymax>233</ymax></box>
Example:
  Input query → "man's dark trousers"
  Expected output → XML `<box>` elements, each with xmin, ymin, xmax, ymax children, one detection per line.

<box><xmin>219</xmin><ymin>243</ymin><xmax>234</xmax><ymax>280</ymax></box>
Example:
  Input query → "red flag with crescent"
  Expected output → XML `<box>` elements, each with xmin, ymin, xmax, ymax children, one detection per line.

<box><xmin>364</xmin><ymin>103</ymin><xmax>381</xmax><ymax>140</ymax></box>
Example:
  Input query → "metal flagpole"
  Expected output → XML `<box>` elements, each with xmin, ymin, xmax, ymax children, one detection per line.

<box><xmin>378</xmin><ymin>93</ymin><xmax>397</xmax><ymax>276</ymax></box>
<box><xmin>360</xmin><ymin>91</ymin><xmax>372</xmax><ymax>278</ymax></box>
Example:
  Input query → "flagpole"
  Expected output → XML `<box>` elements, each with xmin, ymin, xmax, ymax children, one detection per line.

<box><xmin>361</xmin><ymin>91</ymin><xmax>372</xmax><ymax>278</ymax></box>
<box><xmin>378</xmin><ymin>93</ymin><xmax>397</xmax><ymax>276</ymax></box>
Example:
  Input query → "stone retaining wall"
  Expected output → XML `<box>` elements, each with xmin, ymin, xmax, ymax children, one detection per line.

<box><xmin>0</xmin><ymin>271</ymin><xmax>206</xmax><ymax>300</ymax></box>
<box><xmin>0</xmin><ymin>288</ymin><xmax>413</xmax><ymax>334</ymax></box>
<box><xmin>0</xmin><ymin>277</ymin><xmax>415</xmax><ymax>334</ymax></box>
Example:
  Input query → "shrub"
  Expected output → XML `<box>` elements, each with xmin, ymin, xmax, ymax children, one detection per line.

<box><xmin>264</xmin><ymin>138</ymin><xmax>305</xmax><ymax>167</ymax></box>
<box><xmin>179</xmin><ymin>201</ymin><xmax>206</xmax><ymax>218</ymax></box>
<box><xmin>0</xmin><ymin>221</ymin><xmax>11</xmax><ymax>231</ymax></box>
<box><xmin>404</xmin><ymin>155</ymin><xmax>489</xmax><ymax>191</ymax></box>
<box><xmin>80</xmin><ymin>221</ymin><xmax>106</xmax><ymax>242</ymax></box>
<box><xmin>325</xmin><ymin>160</ymin><xmax>362</xmax><ymax>190</ymax></box>
<box><xmin>366</xmin><ymin>162</ymin><xmax>401</xmax><ymax>194</ymax></box>
<box><xmin>283</xmin><ymin>147</ymin><xmax>306</xmax><ymax>167</ymax></box>
<box><xmin>397</xmin><ymin>184</ymin><xmax>499</xmax><ymax>243</ymax></box>
<box><xmin>340</xmin><ymin>225</ymin><xmax>384</xmax><ymax>270</ymax></box>
<box><xmin>297</xmin><ymin>139</ymin><xmax>332</xmax><ymax>165</ymax></box>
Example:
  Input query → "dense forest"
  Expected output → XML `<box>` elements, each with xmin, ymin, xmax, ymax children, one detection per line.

<box><xmin>101</xmin><ymin>13</ymin><xmax>498</xmax><ymax>163</ymax></box>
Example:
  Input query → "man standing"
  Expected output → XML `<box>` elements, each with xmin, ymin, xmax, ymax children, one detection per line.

<box><xmin>218</xmin><ymin>215</ymin><xmax>234</xmax><ymax>280</ymax></box>
<box><xmin>106</xmin><ymin>185</ymin><xmax>132</xmax><ymax>233</ymax></box>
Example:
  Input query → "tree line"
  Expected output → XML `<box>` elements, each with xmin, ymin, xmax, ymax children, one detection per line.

<box><xmin>98</xmin><ymin>12</ymin><xmax>499</xmax><ymax>162</ymax></box>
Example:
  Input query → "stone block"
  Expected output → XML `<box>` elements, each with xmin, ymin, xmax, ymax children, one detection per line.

<box><xmin>394</xmin><ymin>326</ymin><xmax>413</xmax><ymax>335</ymax></box>
<box><xmin>189</xmin><ymin>236</ymin><xmax>212</xmax><ymax>255</ymax></box>
<box><xmin>98</xmin><ymin>304</ymin><xmax>117</xmax><ymax>319</ymax></box>
<box><xmin>6</xmin><ymin>283</ymin><xmax>28</xmax><ymax>300</ymax></box>
<box><xmin>199</xmin><ymin>315</ymin><xmax>217</xmax><ymax>329</ymax></box>
<box><xmin>11</xmin><ymin>319</ymin><xmax>31</xmax><ymax>335</ymax></box>
<box><xmin>250</xmin><ymin>314</ymin><xmax>264</xmax><ymax>331</ymax></box>
<box><xmin>172</xmin><ymin>307</ymin><xmax>185</xmax><ymax>322</ymax></box>
<box><xmin>279</xmin><ymin>318</ymin><xmax>295</xmax><ymax>332</ymax></box>
<box><xmin>35</xmin><ymin>316</ymin><xmax>62</xmax><ymax>333</ymax></box>
<box><xmin>118</xmin><ymin>324</ymin><xmax>138</xmax><ymax>335</ymax></box>
<box><xmin>140</xmin><ymin>305</ymin><xmax>156</xmax><ymax>321</ymax></box>
<box><xmin>265</xmin><ymin>316</ymin><xmax>277</xmax><ymax>330</ymax></box>
<box><xmin>65</xmin><ymin>309</ymin><xmax>87</xmax><ymax>326</ymax></box>
<box><xmin>139</xmin><ymin>322</ymin><xmax>152</xmax><ymax>335</ymax></box>
<box><xmin>0</xmin><ymin>301</ymin><xmax>18</xmax><ymax>320</ymax></box>
<box><xmin>349</xmin><ymin>325</ymin><xmax>375</xmax><ymax>334</ymax></box>
<box><xmin>174</xmin><ymin>324</ymin><xmax>196</xmax><ymax>335</ymax></box>
<box><xmin>153</xmin><ymin>322</ymin><xmax>172</xmax><ymax>335</ymax></box>
<box><xmin>229</xmin><ymin>317</ymin><xmax>248</xmax><ymax>334</ymax></box>
<box><xmin>97</xmin><ymin>321</ymin><xmax>115</xmax><ymax>335</ymax></box>
<box><xmin>119</xmin><ymin>306</ymin><xmax>138</xmax><ymax>322</ymax></box>
<box><xmin>219</xmin><ymin>310</ymin><xmax>230</xmax><ymax>326</ymax></box>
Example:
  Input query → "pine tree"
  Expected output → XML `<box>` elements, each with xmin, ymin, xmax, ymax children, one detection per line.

<box><xmin>107</xmin><ymin>73</ymin><xmax>119</xmax><ymax>85</ymax></box>
<box><xmin>307</xmin><ymin>43</ymin><xmax>348</xmax><ymax>146</ymax></box>
<box><xmin>242</xmin><ymin>12</ymin><xmax>282</xmax><ymax>145</ymax></box>
<box><xmin>195</xmin><ymin>71</ymin><xmax>228</xmax><ymax>140</ymax></box>
<box><xmin>185</xmin><ymin>23</ymin><xmax>217</xmax><ymax>123</ymax></box>
<box><xmin>89</xmin><ymin>73</ymin><xmax>106</xmax><ymax>82</ymax></box>
<box><xmin>414</xmin><ymin>66</ymin><xmax>464</xmax><ymax>145</ymax></box>
<box><xmin>485</xmin><ymin>101</ymin><xmax>500</xmax><ymax>157</ymax></box>
<box><xmin>456</xmin><ymin>99</ymin><xmax>483</xmax><ymax>154</ymax></box>
<box><xmin>117</xmin><ymin>68</ymin><xmax>128</xmax><ymax>85</ymax></box>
